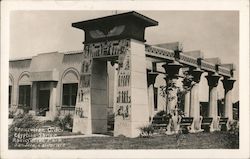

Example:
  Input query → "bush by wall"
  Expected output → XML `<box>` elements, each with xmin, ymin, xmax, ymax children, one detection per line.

<box><xmin>9</xmin><ymin>113</ymin><xmax>42</xmax><ymax>149</ymax></box>
<box><xmin>139</xmin><ymin>124</ymin><xmax>154</xmax><ymax>138</ymax></box>
<box><xmin>53</xmin><ymin>113</ymin><xmax>73</xmax><ymax>131</ymax></box>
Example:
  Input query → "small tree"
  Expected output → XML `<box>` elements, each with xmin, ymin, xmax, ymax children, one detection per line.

<box><xmin>159</xmin><ymin>70</ymin><xmax>193</xmax><ymax>133</ymax></box>
<box><xmin>178</xmin><ymin>71</ymin><xmax>193</xmax><ymax>116</ymax></box>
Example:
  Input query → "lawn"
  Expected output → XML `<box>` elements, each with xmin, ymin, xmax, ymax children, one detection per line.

<box><xmin>25</xmin><ymin>131</ymin><xmax>238</xmax><ymax>149</ymax></box>
<box><xmin>9</xmin><ymin>114</ymin><xmax>239</xmax><ymax>149</ymax></box>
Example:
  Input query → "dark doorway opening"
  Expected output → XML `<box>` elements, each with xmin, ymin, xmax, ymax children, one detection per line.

<box><xmin>38</xmin><ymin>90</ymin><xmax>50</xmax><ymax>116</ymax></box>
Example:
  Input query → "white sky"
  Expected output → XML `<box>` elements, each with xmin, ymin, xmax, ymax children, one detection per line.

<box><xmin>9</xmin><ymin>10</ymin><xmax>239</xmax><ymax>102</ymax></box>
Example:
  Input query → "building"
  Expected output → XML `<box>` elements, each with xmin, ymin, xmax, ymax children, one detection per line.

<box><xmin>9</xmin><ymin>11</ymin><xmax>236</xmax><ymax>138</ymax></box>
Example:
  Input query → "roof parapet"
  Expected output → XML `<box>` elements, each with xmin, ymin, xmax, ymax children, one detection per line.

<box><xmin>154</xmin><ymin>42</ymin><xmax>181</xmax><ymax>52</ymax></box>
<box><xmin>183</xmin><ymin>50</ymin><xmax>204</xmax><ymax>59</ymax></box>
<box><xmin>221</xmin><ymin>63</ymin><xmax>235</xmax><ymax>71</ymax></box>
<box><xmin>204</xmin><ymin>57</ymin><xmax>221</xmax><ymax>65</ymax></box>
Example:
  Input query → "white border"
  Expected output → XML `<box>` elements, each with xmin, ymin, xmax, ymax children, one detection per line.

<box><xmin>1</xmin><ymin>0</ymin><xmax>249</xmax><ymax>159</ymax></box>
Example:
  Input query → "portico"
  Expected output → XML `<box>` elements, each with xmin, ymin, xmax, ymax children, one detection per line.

<box><xmin>70</xmin><ymin>11</ymin><xmax>236</xmax><ymax>137</ymax></box>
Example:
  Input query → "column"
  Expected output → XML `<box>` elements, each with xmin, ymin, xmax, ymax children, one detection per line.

<box><xmin>162</xmin><ymin>61</ymin><xmax>182</xmax><ymax>114</ymax></box>
<box><xmin>48</xmin><ymin>82</ymin><xmax>57</xmax><ymax>120</ymax></box>
<box><xmin>162</xmin><ymin>61</ymin><xmax>182</xmax><ymax>134</ymax></box>
<box><xmin>189</xmin><ymin>68</ymin><xmax>203</xmax><ymax>132</ymax></box>
<box><xmin>147</xmin><ymin>70</ymin><xmax>159</xmax><ymax>121</ymax></box>
<box><xmin>222</xmin><ymin>77</ymin><xmax>235</xmax><ymax>126</ymax></box>
<box><xmin>206</xmin><ymin>73</ymin><xmax>221</xmax><ymax>131</ymax></box>
<box><xmin>73</xmin><ymin>55</ymin><xmax>108</xmax><ymax>134</ymax></box>
<box><xmin>113</xmin><ymin>63</ymin><xmax>118</xmax><ymax>114</ymax></box>
<box><xmin>182</xmin><ymin>71</ymin><xmax>192</xmax><ymax>117</ymax></box>
<box><xmin>91</xmin><ymin>60</ymin><xmax>108</xmax><ymax>134</ymax></box>
<box><xmin>184</xmin><ymin>92</ymin><xmax>190</xmax><ymax>117</ymax></box>
<box><xmin>71</xmin><ymin>11</ymin><xmax>158</xmax><ymax>137</ymax></box>
<box><xmin>73</xmin><ymin>49</ymin><xmax>93</xmax><ymax>134</ymax></box>
<box><xmin>12</xmin><ymin>81</ymin><xmax>18</xmax><ymax>107</ymax></box>
<box><xmin>30</xmin><ymin>82</ymin><xmax>38</xmax><ymax>115</ymax></box>
<box><xmin>114</xmin><ymin>39</ymin><xmax>149</xmax><ymax>137</ymax></box>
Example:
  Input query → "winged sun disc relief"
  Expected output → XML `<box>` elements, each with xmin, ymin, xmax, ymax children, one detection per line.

<box><xmin>89</xmin><ymin>25</ymin><xmax>125</xmax><ymax>39</ymax></box>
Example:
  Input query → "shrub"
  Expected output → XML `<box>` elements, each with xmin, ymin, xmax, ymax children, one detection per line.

<box><xmin>9</xmin><ymin>105</ymin><xmax>18</xmax><ymax>118</ymax></box>
<box><xmin>107</xmin><ymin>113</ymin><xmax>115</xmax><ymax>131</ymax></box>
<box><xmin>139</xmin><ymin>124</ymin><xmax>154</xmax><ymax>138</ymax></box>
<box><xmin>53</xmin><ymin>113</ymin><xmax>73</xmax><ymax>131</ymax></box>
<box><xmin>63</xmin><ymin>113</ymin><xmax>73</xmax><ymax>131</ymax></box>
<box><xmin>228</xmin><ymin>120</ymin><xmax>239</xmax><ymax>148</ymax></box>
<box><xmin>9</xmin><ymin>110</ymin><xmax>15</xmax><ymax>118</ymax></box>
<box><xmin>155</xmin><ymin>110</ymin><xmax>166</xmax><ymax>117</ymax></box>
<box><xmin>229</xmin><ymin>120</ymin><xmax>239</xmax><ymax>135</ymax></box>
<box><xmin>22</xmin><ymin>106</ymin><xmax>31</xmax><ymax>114</ymax></box>
<box><xmin>9</xmin><ymin>114</ymin><xmax>42</xmax><ymax>149</ymax></box>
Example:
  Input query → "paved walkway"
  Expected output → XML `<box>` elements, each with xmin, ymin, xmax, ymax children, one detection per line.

<box><xmin>32</xmin><ymin>134</ymin><xmax>110</xmax><ymax>141</ymax></box>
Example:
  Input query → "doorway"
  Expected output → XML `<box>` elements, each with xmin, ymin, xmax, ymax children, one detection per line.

<box><xmin>38</xmin><ymin>90</ymin><xmax>50</xmax><ymax>116</ymax></box>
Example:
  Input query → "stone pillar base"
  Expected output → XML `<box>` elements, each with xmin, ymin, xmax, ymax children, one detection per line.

<box><xmin>189</xmin><ymin>116</ymin><xmax>203</xmax><ymax>133</ymax></box>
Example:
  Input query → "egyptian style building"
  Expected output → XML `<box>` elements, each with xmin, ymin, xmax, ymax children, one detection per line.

<box><xmin>9</xmin><ymin>11</ymin><xmax>236</xmax><ymax>137</ymax></box>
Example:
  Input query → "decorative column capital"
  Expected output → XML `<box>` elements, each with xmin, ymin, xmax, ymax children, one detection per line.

<box><xmin>162</xmin><ymin>61</ymin><xmax>183</xmax><ymax>79</ymax></box>
<box><xmin>205</xmin><ymin>73</ymin><xmax>221</xmax><ymax>88</ymax></box>
<box><xmin>182</xmin><ymin>75</ymin><xmax>193</xmax><ymax>88</ymax></box>
<box><xmin>147</xmin><ymin>69</ymin><xmax>159</xmax><ymax>87</ymax></box>
<box><xmin>190</xmin><ymin>68</ymin><xmax>204</xmax><ymax>83</ymax></box>
<box><xmin>222</xmin><ymin>77</ymin><xmax>236</xmax><ymax>91</ymax></box>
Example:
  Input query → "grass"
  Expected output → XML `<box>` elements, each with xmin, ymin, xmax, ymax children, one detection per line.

<box><xmin>18</xmin><ymin>131</ymin><xmax>238</xmax><ymax>149</ymax></box>
<box><xmin>55</xmin><ymin>131</ymin><xmax>82</xmax><ymax>136</ymax></box>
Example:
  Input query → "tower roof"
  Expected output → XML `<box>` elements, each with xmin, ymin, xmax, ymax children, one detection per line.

<box><xmin>72</xmin><ymin>11</ymin><xmax>158</xmax><ymax>30</ymax></box>
<box><xmin>72</xmin><ymin>11</ymin><xmax>158</xmax><ymax>43</ymax></box>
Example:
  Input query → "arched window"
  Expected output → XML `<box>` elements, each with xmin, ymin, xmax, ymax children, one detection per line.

<box><xmin>9</xmin><ymin>75</ymin><xmax>14</xmax><ymax>107</ymax></box>
<box><xmin>18</xmin><ymin>72</ymin><xmax>31</xmax><ymax>110</ymax></box>
<box><xmin>61</xmin><ymin>69</ymin><xmax>79</xmax><ymax>107</ymax></box>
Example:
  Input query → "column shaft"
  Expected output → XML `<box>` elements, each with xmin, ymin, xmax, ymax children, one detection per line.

<box><xmin>188</xmin><ymin>68</ymin><xmax>203</xmax><ymax>132</ymax></box>
<box><xmin>113</xmin><ymin>64</ymin><xmax>118</xmax><ymax>114</ymax></box>
<box><xmin>190</xmin><ymin>83</ymin><xmax>200</xmax><ymax>129</ymax></box>
<box><xmin>31</xmin><ymin>82</ymin><xmax>38</xmax><ymax>111</ymax></box>
<box><xmin>222</xmin><ymin>78</ymin><xmax>235</xmax><ymax>123</ymax></box>
<box><xmin>162</xmin><ymin>61</ymin><xmax>182</xmax><ymax>134</ymax></box>
<box><xmin>114</xmin><ymin>39</ymin><xmax>149</xmax><ymax>137</ymax></box>
<box><xmin>73</xmin><ymin>50</ymin><xmax>93</xmax><ymax>134</ymax></box>
<box><xmin>224</xmin><ymin>90</ymin><xmax>233</xmax><ymax>120</ymax></box>
<box><xmin>206</xmin><ymin>73</ymin><xmax>220</xmax><ymax>131</ymax></box>
<box><xmin>49</xmin><ymin>82</ymin><xmax>57</xmax><ymax>119</ymax></box>
<box><xmin>147</xmin><ymin>71</ymin><xmax>158</xmax><ymax>120</ymax></box>
<box><xmin>12</xmin><ymin>82</ymin><xmax>18</xmax><ymax>106</ymax></box>
<box><xmin>91</xmin><ymin>60</ymin><xmax>108</xmax><ymax>134</ymax></box>
<box><xmin>184</xmin><ymin>91</ymin><xmax>190</xmax><ymax>117</ymax></box>
<box><xmin>162</xmin><ymin>62</ymin><xmax>182</xmax><ymax>115</ymax></box>
<box><xmin>167</xmin><ymin>79</ymin><xmax>178</xmax><ymax>114</ymax></box>
<box><xmin>148</xmin><ymin>85</ymin><xmax>154</xmax><ymax>120</ymax></box>
<box><xmin>208</xmin><ymin>86</ymin><xmax>218</xmax><ymax>129</ymax></box>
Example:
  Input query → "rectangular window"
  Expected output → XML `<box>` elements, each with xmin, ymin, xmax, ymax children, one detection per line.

<box><xmin>18</xmin><ymin>85</ymin><xmax>31</xmax><ymax>108</ymax></box>
<box><xmin>153</xmin><ymin>87</ymin><xmax>158</xmax><ymax>110</ymax></box>
<box><xmin>9</xmin><ymin>86</ymin><xmax>12</xmax><ymax>108</ymax></box>
<box><xmin>62</xmin><ymin>83</ymin><xmax>78</xmax><ymax>107</ymax></box>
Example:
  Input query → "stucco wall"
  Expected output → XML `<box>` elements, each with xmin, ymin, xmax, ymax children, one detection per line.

<box><xmin>9</xmin><ymin>52</ymin><xmax>83</xmax><ymax>114</ymax></box>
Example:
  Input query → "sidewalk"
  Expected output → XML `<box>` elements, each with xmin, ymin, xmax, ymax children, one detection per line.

<box><xmin>32</xmin><ymin>133</ymin><xmax>110</xmax><ymax>141</ymax></box>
